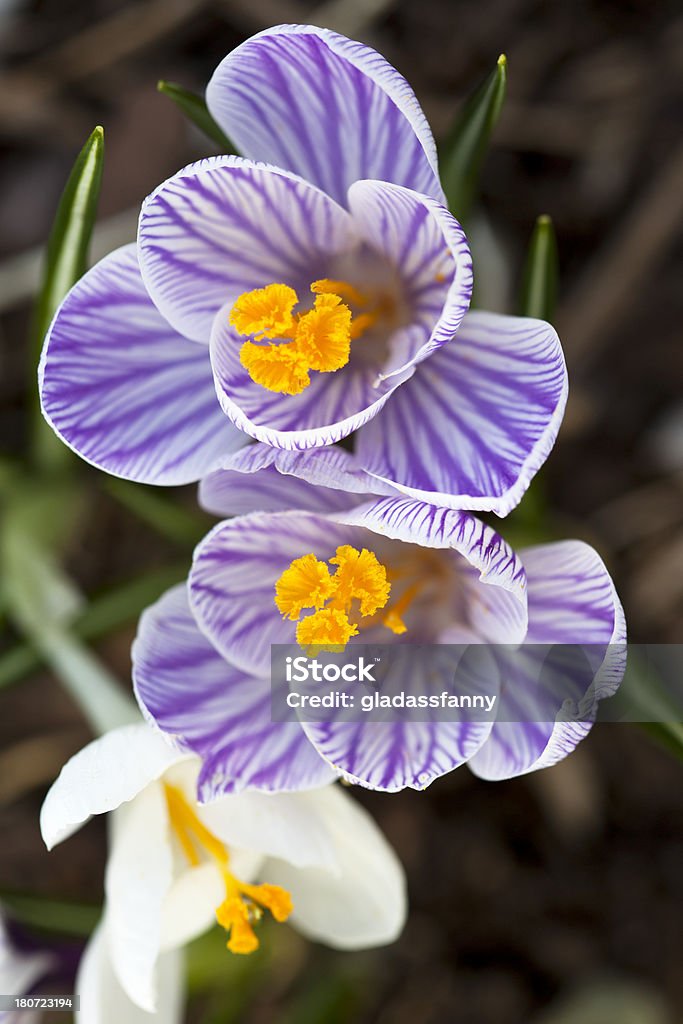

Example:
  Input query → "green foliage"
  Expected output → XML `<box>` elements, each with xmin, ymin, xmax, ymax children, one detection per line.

<box><xmin>519</xmin><ymin>214</ymin><xmax>559</xmax><ymax>321</ymax></box>
<box><xmin>440</xmin><ymin>55</ymin><xmax>507</xmax><ymax>220</ymax></box>
<box><xmin>31</xmin><ymin>127</ymin><xmax>105</xmax><ymax>469</ymax></box>
<box><xmin>158</xmin><ymin>80</ymin><xmax>235</xmax><ymax>151</ymax></box>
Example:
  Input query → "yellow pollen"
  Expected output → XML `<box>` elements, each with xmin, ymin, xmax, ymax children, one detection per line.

<box><xmin>229</xmin><ymin>283</ymin><xmax>298</xmax><ymax>340</ymax></box>
<box><xmin>295</xmin><ymin>293</ymin><xmax>352</xmax><ymax>373</ymax></box>
<box><xmin>311</xmin><ymin>278</ymin><xmax>369</xmax><ymax>306</ymax></box>
<box><xmin>164</xmin><ymin>784</ymin><xmax>292</xmax><ymax>956</ymax></box>
<box><xmin>296</xmin><ymin>606</ymin><xmax>359</xmax><ymax>653</ymax></box>
<box><xmin>274</xmin><ymin>545</ymin><xmax>397</xmax><ymax>652</ymax></box>
<box><xmin>275</xmin><ymin>553</ymin><xmax>336</xmax><ymax>620</ymax></box>
<box><xmin>328</xmin><ymin>545</ymin><xmax>391</xmax><ymax>617</ymax></box>
<box><xmin>230</xmin><ymin>278</ymin><xmax>384</xmax><ymax>395</ymax></box>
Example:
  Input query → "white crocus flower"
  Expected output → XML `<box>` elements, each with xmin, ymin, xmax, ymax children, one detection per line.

<box><xmin>41</xmin><ymin>724</ymin><xmax>406</xmax><ymax>1014</ymax></box>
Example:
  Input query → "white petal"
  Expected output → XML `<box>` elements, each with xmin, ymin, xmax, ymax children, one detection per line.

<box><xmin>197</xmin><ymin>789</ymin><xmax>339</xmax><ymax>871</ymax></box>
<box><xmin>105</xmin><ymin>783</ymin><xmax>173</xmax><ymax>1012</ymax></box>
<box><xmin>264</xmin><ymin>785</ymin><xmax>406</xmax><ymax>949</ymax></box>
<box><xmin>40</xmin><ymin>724</ymin><xmax>186</xmax><ymax>850</ymax></box>
<box><xmin>77</xmin><ymin>923</ymin><xmax>184</xmax><ymax>1024</ymax></box>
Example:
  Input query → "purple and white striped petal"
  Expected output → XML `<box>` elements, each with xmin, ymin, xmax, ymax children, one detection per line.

<box><xmin>198</xmin><ymin>445</ymin><xmax>372</xmax><ymax>517</ymax></box>
<box><xmin>338</xmin><ymin>497</ymin><xmax>528</xmax><ymax>643</ymax></box>
<box><xmin>355</xmin><ymin>310</ymin><xmax>568</xmax><ymax>515</ymax></box>
<box><xmin>347</xmin><ymin>180</ymin><xmax>472</xmax><ymax>377</ymax></box>
<box><xmin>206</xmin><ymin>24</ymin><xmax>444</xmax><ymax>207</ymax></box>
<box><xmin>138</xmin><ymin>156</ymin><xmax>355</xmax><ymax>343</ymax></box>
<box><xmin>38</xmin><ymin>245</ymin><xmax>244</xmax><ymax>485</ymax></box>
<box><xmin>469</xmin><ymin>541</ymin><xmax>626</xmax><ymax>780</ymax></box>
<box><xmin>190</xmin><ymin>511</ymin><xmax>362</xmax><ymax>678</ymax></box>
<box><xmin>133</xmin><ymin>585</ymin><xmax>336</xmax><ymax>799</ymax></box>
<box><xmin>299</xmin><ymin>644</ymin><xmax>498</xmax><ymax>791</ymax></box>
<box><xmin>210</xmin><ymin>300</ymin><xmax>412</xmax><ymax>448</ymax></box>
<box><xmin>190</xmin><ymin>499</ymin><xmax>528</xmax><ymax>680</ymax></box>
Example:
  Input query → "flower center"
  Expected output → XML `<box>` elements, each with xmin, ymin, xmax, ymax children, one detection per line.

<box><xmin>274</xmin><ymin>544</ymin><xmax>422</xmax><ymax>652</ymax></box>
<box><xmin>164</xmin><ymin>784</ymin><xmax>292</xmax><ymax>955</ymax></box>
<box><xmin>230</xmin><ymin>279</ymin><xmax>388</xmax><ymax>395</ymax></box>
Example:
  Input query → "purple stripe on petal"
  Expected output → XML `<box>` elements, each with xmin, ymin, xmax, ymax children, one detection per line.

<box><xmin>347</xmin><ymin>180</ymin><xmax>473</xmax><ymax>376</ymax></box>
<box><xmin>198</xmin><ymin>445</ymin><xmax>373</xmax><ymax>517</ymax></box>
<box><xmin>337</xmin><ymin>497</ymin><xmax>528</xmax><ymax>643</ymax></box>
<box><xmin>133</xmin><ymin>585</ymin><xmax>336</xmax><ymax>797</ymax></box>
<box><xmin>469</xmin><ymin>540</ymin><xmax>626</xmax><ymax>780</ymax></box>
<box><xmin>355</xmin><ymin>309</ymin><xmax>568</xmax><ymax>514</ymax></box>
<box><xmin>206</xmin><ymin>25</ymin><xmax>444</xmax><ymax>207</ymax></box>
<box><xmin>301</xmin><ymin>645</ymin><xmax>496</xmax><ymax>791</ymax></box>
<box><xmin>189</xmin><ymin>511</ymin><xmax>361</xmax><ymax>677</ymax></box>
<box><xmin>39</xmin><ymin>244</ymin><xmax>245</xmax><ymax>485</ymax></box>
<box><xmin>210</xmin><ymin>299</ymin><xmax>412</xmax><ymax>449</ymax></box>
<box><xmin>138</xmin><ymin>156</ymin><xmax>355</xmax><ymax>342</ymax></box>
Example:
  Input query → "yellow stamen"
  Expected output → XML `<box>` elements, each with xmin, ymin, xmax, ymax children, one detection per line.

<box><xmin>296</xmin><ymin>606</ymin><xmax>359</xmax><ymax>653</ymax></box>
<box><xmin>239</xmin><ymin>340</ymin><xmax>310</xmax><ymax>396</ymax></box>
<box><xmin>328</xmin><ymin>545</ymin><xmax>391</xmax><ymax>617</ymax></box>
<box><xmin>229</xmin><ymin>283</ymin><xmax>298</xmax><ymax>340</ymax></box>
<box><xmin>295</xmin><ymin>294</ymin><xmax>352</xmax><ymax>373</ymax></box>
<box><xmin>311</xmin><ymin>278</ymin><xmax>369</xmax><ymax>307</ymax></box>
<box><xmin>274</xmin><ymin>544</ymin><xmax>396</xmax><ymax>652</ymax></box>
<box><xmin>230</xmin><ymin>276</ymin><xmax>387</xmax><ymax>395</ymax></box>
<box><xmin>274</xmin><ymin>553</ymin><xmax>336</xmax><ymax>620</ymax></box>
<box><xmin>164</xmin><ymin>784</ymin><xmax>292</xmax><ymax>956</ymax></box>
<box><xmin>382</xmin><ymin>581</ymin><xmax>423</xmax><ymax>635</ymax></box>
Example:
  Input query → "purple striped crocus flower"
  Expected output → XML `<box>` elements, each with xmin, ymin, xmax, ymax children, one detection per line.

<box><xmin>132</xmin><ymin>487</ymin><xmax>625</xmax><ymax>795</ymax></box>
<box><xmin>39</xmin><ymin>24</ymin><xmax>566</xmax><ymax>514</ymax></box>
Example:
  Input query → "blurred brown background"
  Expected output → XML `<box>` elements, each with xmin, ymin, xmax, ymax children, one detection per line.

<box><xmin>0</xmin><ymin>1</ymin><xmax>682</xmax><ymax>1021</ymax></box>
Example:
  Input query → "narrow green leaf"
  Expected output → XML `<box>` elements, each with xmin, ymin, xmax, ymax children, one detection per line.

<box><xmin>440</xmin><ymin>54</ymin><xmax>507</xmax><ymax>220</ymax></box>
<box><xmin>2</xmin><ymin>504</ymin><xmax>137</xmax><ymax>734</ymax></box>
<box><xmin>519</xmin><ymin>214</ymin><xmax>559</xmax><ymax>321</ymax></box>
<box><xmin>105</xmin><ymin>477</ymin><xmax>213</xmax><ymax>547</ymax></box>
<box><xmin>31</xmin><ymin>126</ymin><xmax>105</xmax><ymax>469</ymax></box>
<box><xmin>0</xmin><ymin>563</ymin><xmax>188</xmax><ymax>691</ymax></box>
<box><xmin>1</xmin><ymin>893</ymin><xmax>100</xmax><ymax>937</ymax></box>
<box><xmin>158</xmin><ymin>80</ymin><xmax>235</xmax><ymax>151</ymax></box>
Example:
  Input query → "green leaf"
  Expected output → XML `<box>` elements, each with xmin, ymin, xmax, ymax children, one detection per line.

<box><xmin>158</xmin><ymin>80</ymin><xmax>235</xmax><ymax>151</ymax></box>
<box><xmin>611</xmin><ymin>654</ymin><xmax>683</xmax><ymax>760</ymax></box>
<box><xmin>0</xmin><ymin>563</ymin><xmax>188</xmax><ymax>691</ymax></box>
<box><xmin>31</xmin><ymin>126</ymin><xmax>105</xmax><ymax>469</ymax></box>
<box><xmin>440</xmin><ymin>55</ymin><xmax>507</xmax><ymax>220</ymax></box>
<box><xmin>519</xmin><ymin>214</ymin><xmax>559</xmax><ymax>321</ymax></box>
<box><xmin>1</xmin><ymin>893</ymin><xmax>100</xmax><ymax>937</ymax></box>
<box><xmin>2</xmin><ymin>501</ymin><xmax>137</xmax><ymax>734</ymax></box>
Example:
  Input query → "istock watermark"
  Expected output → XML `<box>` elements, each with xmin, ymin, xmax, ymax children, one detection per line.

<box><xmin>270</xmin><ymin>643</ymin><xmax>683</xmax><ymax>725</ymax></box>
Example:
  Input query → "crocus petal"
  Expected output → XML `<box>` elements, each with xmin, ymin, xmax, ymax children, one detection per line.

<box><xmin>105</xmin><ymin>784</ymin><xmax>173</xmax><ymax>1013</ymax></box>
<box><xmin>133</xmin><ymin>585</ymin><xmax>336</xmax><ymax>797</ymax></box>
<box><xmin>206</xmin><ymin>24</ymin><xmax>443</xmax><ymax>207</ymax></box>
<box><xmin>355</xmin><ymin>310</ymin><xmax>568</xmax><ymax>514</ymax></box>
<box><xmin>40</xmin><ymin>724</ymin><xmax>185</xmax><ymax>850</ymax></box>
<box><xmin>190</xmin><ymin>510</ymin><xmax>364</xmax><ymax>677</ymax></box>
<box><xmin>264</xmin><ymin>784</ymin><xmax>406</xmax><ymax>949</ymax></box>
<box><xmin>210</xmin><ymin>298</ymin><xmax>411</xmax><ymax>449</ymax></box>
<box><xmin>198</xmin><ymin>788</ymin><xmax>344</xmax><ymax>871</ymax></box>
<box><xmin>301</xmin><ymin>645</ymin><xmax>498</xmax><ymax>791</ymax></box>
<box><xmin>138</xmin><ymin>156</ymin><xmax>354</xmax><ymax>342</ymax></box>
<box><xmin>38</xmin><ymin>244</ymin><xmax>243</xmax><ymax>485</ymax></box>
<box><xmin>469</xmin><ymin>541</ymin><xmax>626</xmax><ymax>781</ymax></box>
<box><xmin>160</xmin><ymin>864</ymin><xmax>225</xmax><ymax>951</ymax></box>
<box><xmin>338</xmin><ymin>497</ymin><xmax>528</xmax><ymax>643</ymax></box>
<box><xmin>347</xmin><ymin>179</ymin><xmax>472</xmax><ymax>376</ymax></box>
<box><xmin>77</xmin><ymin>924</ymin><xmax>184</xmax><ymax>1024</ymax></box>
<box><xmin>199</xmin><ymin>445</ymin><xmax>368</xmax><ymax>517</ymax></box>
